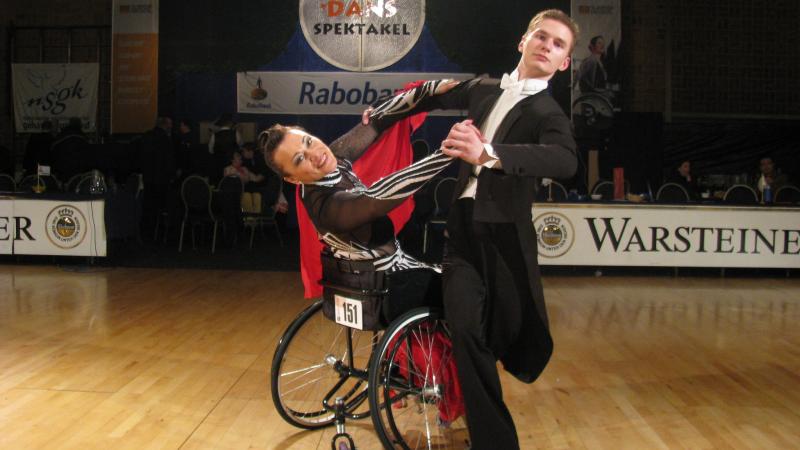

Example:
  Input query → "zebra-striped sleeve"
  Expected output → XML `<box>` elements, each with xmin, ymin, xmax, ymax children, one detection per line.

<box><xmin>363</xmin><ymin>149</ymin><xmax>453</xmax><ymax>200</ymax></box>
<box><xmin>369</xmin><ymin>80</ymin><xmax>450</xmax><ymax>119</ymax></box>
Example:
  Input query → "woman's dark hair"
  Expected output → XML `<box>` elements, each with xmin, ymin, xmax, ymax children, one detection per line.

<box><xmin>258</xmin><ymin>124</ymin><xmax>304</xmax><ymax>176</ymax></box>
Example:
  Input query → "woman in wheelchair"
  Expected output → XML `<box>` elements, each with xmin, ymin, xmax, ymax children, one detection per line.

<box><xmin>263</xmin><ymin>80</ymin><xmax>471</xmax><ymax>449</ymax></box>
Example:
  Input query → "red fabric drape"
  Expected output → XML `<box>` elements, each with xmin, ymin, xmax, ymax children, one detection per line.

<box><xmin>296</xmin><ymin>109</ymin><xmax>427</xmax><ymax>299</ymax></box>
<box><xmin>388</xmin><ymin>326</ymin><xmax>465</xmax><ymax>423</ymax></box>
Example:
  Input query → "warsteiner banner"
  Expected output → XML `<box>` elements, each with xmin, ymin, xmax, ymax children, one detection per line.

<box><xmin>300</xmin><ymin>0</ymin><xmax>425</xmax><ymax>71</ymax></box>
<box><xmin>12</xmin><ymin>63</ymin><xmax>99</xmax><ymax>133</ymax></box>
<box><xmin>533</xmin><ymin>203</ymin><xmax>800</xmax><ymax>268</ymax></box>
<box><xmin>0</xmin><ymin>198</ymin><xmax>106</xmax><ymax>257</ymax></box>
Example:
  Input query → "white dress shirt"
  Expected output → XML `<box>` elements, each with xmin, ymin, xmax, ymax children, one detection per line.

<box><xmin>460</xmin><ymin>70</ymin><xmax>548</xmax><ymax>198</ymax></box>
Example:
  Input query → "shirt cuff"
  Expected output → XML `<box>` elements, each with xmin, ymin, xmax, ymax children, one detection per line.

<box><xmin>482</xmin><ymin>143</ymin><xmax>499</xmax><ymax>168</ymax></box>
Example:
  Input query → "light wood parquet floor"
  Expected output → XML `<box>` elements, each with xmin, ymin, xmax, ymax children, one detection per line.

<box><xmin>1</xmin><ymin>265</ymin><xmax>799</xmax><ymax>449</ymax></box>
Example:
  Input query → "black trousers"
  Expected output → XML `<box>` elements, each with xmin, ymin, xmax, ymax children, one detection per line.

<box><xmin>443</xmin><ymin>199</ymin><xmax>534</xmax><ymax>450</ymax></box>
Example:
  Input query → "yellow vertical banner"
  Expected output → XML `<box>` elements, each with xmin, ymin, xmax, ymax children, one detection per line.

<box><xmin>111</xmin><ymin>0</ymin><xmax>159</xmax><ymax>134</ymax></box>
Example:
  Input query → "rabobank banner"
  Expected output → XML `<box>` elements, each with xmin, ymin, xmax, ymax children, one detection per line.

<box><xmin>237</xmin><ymin>71</ymin><xmax>472</xmax><ymax>115</ymax></box>
<box><xmin>533</xmin><ymin>203</ymin><xmax>800</xmax><ymax>268</ymax></box>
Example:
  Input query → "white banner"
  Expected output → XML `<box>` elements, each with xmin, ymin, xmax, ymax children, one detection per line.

<box><xmin>533</xmin><ymin>203</ymin><xmax>800</xmax><ymax>268</ymax></box>
<box><xmin>236</xmin><ymin>71</ymin><xmax>473</xmax><ymax>115</ymax></box>
<box><xmin>12</xmin><ymin>63</ymin><xmax>99</xmax><ymax>133</ymax></box>
<box><xmin>0</xmin><ymin>198</ymin><xmax>12</xmax><ymax>255</ymax></box>
<box><xmin>1</xmin><ymin>198</ymin><xmax>106</xmax><ymax>257</ymax></box>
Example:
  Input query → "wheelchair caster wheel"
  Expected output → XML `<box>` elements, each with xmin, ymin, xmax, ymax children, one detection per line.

<box><xmin>331</xmin><ymin>432</ymin><xmax>355</xmax><ymax>450</ymax></box>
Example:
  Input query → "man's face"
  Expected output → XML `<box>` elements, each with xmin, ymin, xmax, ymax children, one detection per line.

<box><xmin>678</xmin><ymin>161</ymin><xmax>690</xmax><ymax>177</ymax></box>
<box><xmin>517</xmin><ymin>18</ymin><xmax>573</xmax><ymax>80</ymax></box>
<box><xmin>590</xmin><ymin>38</ymin><xmax>605</xmax><ymax>55</ymax></box>
<box><xmin>273</xmin><ymin>129</ymin><xmax>338</xmax><ymax>184</ymax></box>
<box><xmin>760</xmin><ymin>158</ymin><xmax>774</xmax><ymax>176</ymax></box>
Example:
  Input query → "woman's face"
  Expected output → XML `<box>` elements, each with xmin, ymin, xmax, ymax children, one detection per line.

<box><xmin>273</xmin><ymin>129</ymin><xmax>337</xmax><ymax>184</ymax></box>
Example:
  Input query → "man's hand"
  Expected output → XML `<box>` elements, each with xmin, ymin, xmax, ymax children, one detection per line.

<box><xmin>361</xmin><ymin>106</ymin><xmax>374</xmax><ymax>125</ymax></box>
<box><xmin>441</xmin><ymin>120</ymin><xmax>492</xmax><ymax>165</ymax></box>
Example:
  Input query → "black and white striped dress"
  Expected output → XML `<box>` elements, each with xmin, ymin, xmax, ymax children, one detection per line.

<box><xmin>300</xmin><ymin>80</ymin><xmax>457</xmax><ymax>273</ymax></box>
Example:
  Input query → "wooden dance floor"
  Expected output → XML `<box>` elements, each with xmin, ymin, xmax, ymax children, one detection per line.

<box><xmin>1</xmin><ymin>265</ymin><xmax>799</xmax><ymax>449</ymax></box>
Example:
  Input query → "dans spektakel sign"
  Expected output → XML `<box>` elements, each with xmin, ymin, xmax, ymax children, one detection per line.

<box><xmin>300</xmin><ymin>0</ymin><xmax>425</xmax><ymax>71</ymax></box>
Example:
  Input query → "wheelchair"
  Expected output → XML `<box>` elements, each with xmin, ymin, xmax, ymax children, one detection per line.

<box><xmin>270</xmin><ymin>263</ymin><xmax>470</xmax><ymax>449</ymax></box>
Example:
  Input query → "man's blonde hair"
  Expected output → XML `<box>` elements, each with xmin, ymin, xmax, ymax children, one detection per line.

<box><xmin>526</xmin><ymin>9</ymin><xmax>580</xmax><ymax>53</ymax></box>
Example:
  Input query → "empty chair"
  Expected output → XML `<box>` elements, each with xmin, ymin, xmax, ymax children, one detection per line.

<box><xmin>17</xmin><ymin>174</ymin><xmax>61</xmax><ymax>193</ymax></box>
<box><xmin>423</xmin><ymin>177</ymin><xmax>456</xmax><ymax>253</ymax></box>
<box><xmin>723</xmin><ymin>184</ymin><xmax>759</xmax><ymax>204</ymax></box>
<box><xmin>242</xmin><ymin>178</ymin><xmax>284</xmax><ymax>249</ymax></box>
<box><xmin>536</xmin><ymin>178</ymin><xmax>568</xmax><ymax>202</ymax></box>
<box><xmin>216</xmin><ymin>175</ymin><xmax>244</xmax><ymax>246</ymax></box>
<box><xmin>656</xmin><ymin>182</ymin><xmax>691</xmax><ymax>203</ymax></box>
<box><xmin>178</xmin><ymin>175</ymin><xmax>220</xmax><ymax>253</ymax></box>
<box><xmin>65</xmin><ymin>171</ymin><xmax>93</xmax><ymax>193</ymax></box>
<box><xmin>590</xmin><ymin>180</ymin><xmax>614</xmax><ymax>200</ymax></box>
<box><xmin>411</xmin><ymin>139</ymin><xmax>430</xmax><ymax>161</ymax></box>
<box><xmin>0</xmin><ymin>173</ymin><xmax>15</xmax><ymax>192</ymax></box>
<box><xmin>774</xmin><ymin>185</ymin><xmax>800</xmax><ymax>204</ymax></box>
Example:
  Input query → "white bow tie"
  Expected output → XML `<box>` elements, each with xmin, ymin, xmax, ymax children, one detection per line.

<box><xmin>499</xmin><ymin>73</ymin><xmax>546</xmax><ymax>95</ymax></box>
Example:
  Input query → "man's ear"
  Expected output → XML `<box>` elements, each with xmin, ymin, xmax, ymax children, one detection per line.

<box><xmin>518</xmin><ymin>32</ymin><xmax>529</xmax><ymax>53</ymax></box>
<box><xmin>558</xmin><ymin>55</ymin><xmax>571</xmax><ymax>72</ymax></box>
<box><xmin>284</xmin><ymin>175</ymin><xmax>299</xmax><ymax>185</ymax></box>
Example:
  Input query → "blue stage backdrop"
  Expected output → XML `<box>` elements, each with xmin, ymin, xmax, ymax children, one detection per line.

<box><xmin>160</xmin><ymin>1</ymin><xmax>570</xmax><ymax>147</ymax></box>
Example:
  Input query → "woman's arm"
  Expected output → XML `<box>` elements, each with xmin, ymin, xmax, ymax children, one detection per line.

<box><xmin>329</xmin><ymin>79</ymin><xmax>465</xmax><ymax>162</ymax></box>
<box><xmin>308</xmin><ymin>150</ymin><xmax>453</xmax><ymax>234</ymax></box>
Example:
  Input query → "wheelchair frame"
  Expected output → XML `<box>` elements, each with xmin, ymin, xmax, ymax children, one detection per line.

<box><xmin>270</xmin><ymin>282</ymin><xmax>469</xmax><ymax>450</ymax></box>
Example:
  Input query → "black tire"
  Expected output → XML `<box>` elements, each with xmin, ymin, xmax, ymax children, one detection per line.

<box><xmin>368</xmin><ymin>307</ymin><xmax>470</xmax><ymax>449</ymax></box>
<box><xmin>270</xmin><ymin>300</ymin><xmax>377</xmax><ymax>429</ymax></box>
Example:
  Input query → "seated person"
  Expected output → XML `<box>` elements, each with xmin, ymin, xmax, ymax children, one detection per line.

<box><xmin>667</xmin><ymin>159</ymin><xmax>698</xmax><ymax>199</ymax></box>
<box><xmin>224</xmin><ymin>151</ymin><xmax>263</xmax><ymax>183</ymax></box>
<box><xmin>260</xmin><ymin>79</ymin><xmax>456</xmax><ymax>323</ymax></box>
<box><xmin>241</xmin><ymin>142</ymin><xmax>287</xmax><ymax>213</ymax></box>
<box><xmin>755</xmin><ymin>155</ymin><xmax>788</xmax><ymax>197</ymax></box>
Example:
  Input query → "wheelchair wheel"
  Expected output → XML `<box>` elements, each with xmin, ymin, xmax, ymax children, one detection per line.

<box><xmin>271</xmin><ymin>299</ymin><xmax>378</xmax><ymax>429</ymax></box>
<box><xmin>369</xmin><ymin>307</ymin><xmax>471</xmax><ymax>449</ymax></box>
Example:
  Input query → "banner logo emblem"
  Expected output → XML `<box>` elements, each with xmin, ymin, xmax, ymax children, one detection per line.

<box><xmin>46</xmin><ymin>205</ymin><xmax>87</xmax><ymax>249</ymax></box>
<box><xmin>299</xmin><ymin>0</ymin><xmax>425</xmax><ymax>71</ymax></box>
<box><xmin>534</xmin><ymin>212</ymin><xmax>574</xmax><ymax>258</ymax></box>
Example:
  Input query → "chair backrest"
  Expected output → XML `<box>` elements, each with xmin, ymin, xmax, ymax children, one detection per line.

<box><xmin>591</xmin><ymin>180</ymin><xmax>614</xmax><ymax>199</ymax></box>
<box><xmin>66</xmin><ymin>171</ymin><xmax>93</xmax><ymax>193</ymax></box>
<box><xmin>217</xmin><ymin>175</ymin><xmax>244</xmax><ymax>193</ymax></box>
<box><xmin>433</xmin><ymin>177</ymin><xmax>457</xmax><ymax>216</ymax></box>
<box><xmin>656</xmin><ymin>182</ymin><xmax>690</xmax><ymax>203</ymax></box>
<box><xmin>181</xmin><ymin>175</ymin><xmax>213</xmax><ymax>217</ymax></box>
<box><xmin>549</xmin><ymin>181</ymin><xmax>568</xmax><ymax>201</ymax></box>
<box><xmin>125</xmin><ymin>173</ymin><xmax>144</xmax><ymax>199</ymax></box>
<box><xmin>723</xmin><ymin>184</ymin><xmax>758</xmax><ymax>204</ymax></box>
<box><xmin>774</xmin><ymin>185</ymin><xmax>800</xmax><ymax>204</ymax></box>
<box><xmin>17</xmin><ymin>174</ymin><xmax>58</xmax><ymax>192</ymax></box>
<box><xmin>411</xmin><ymin>139</ymin><xmax>430</xmax><ymax>161</ymax></box>
<box><xmin>0</xmin><ymin>173</ymin><xmax>15</xmax><ymax>192</ymax></box>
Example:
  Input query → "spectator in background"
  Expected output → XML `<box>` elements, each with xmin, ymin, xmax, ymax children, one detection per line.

<box><xmin>755</xmin><ymin>155</ymin><xmax>788</xmax><ymax>196</ymax></box>
<box><xmin>208</xmin><ymin>114</ymin><xmax>242</xmax><ymax>182</ymax></box>
<box><xmin>668</xmin><ymin>159</ymin><xmax>698</xmax><ymax>199</ymax></box>
<box><xmin>241</xmin><ymin>143</ymin><xmax>287</xmax><ymax>214</ymax></box>
<box><xmin>23</xmin><ymin>120</ymin><xmax>55</xmax><ymax>175</ymax></box>
<box><xmin>139</xmin><ymin>116</ymin><xmax>177</xmax><ymax>234</ymax></box>
<box><xmin>577</xmin><ymin>35</ymin><xmax>608</xmax><ymax>95</ymax></box>
<box><xmin>173</xmin><ymin>119</ymin><xmax>195</xmax><ymax>179</ymax></box>
<box><xmin>223</xmin><ymin>151</ymin><xmax>262</xmax><ymax>183</ymax></box>
<box><xmin>50</xmin><ymin>117</ymin><xmax>89</xmax><ymax>181</ymax></box>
